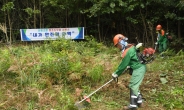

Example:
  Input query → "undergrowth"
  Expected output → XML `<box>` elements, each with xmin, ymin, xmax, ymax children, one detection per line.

<box><xmin>0</xmin><ymin>37</ymin><xmax>183</xmax><ymax>110</ymax></box>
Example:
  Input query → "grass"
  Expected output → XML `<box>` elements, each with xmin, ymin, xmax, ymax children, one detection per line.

<box><xmin>0</xmin><ymin>37</ymin><xmax>183</xmax><ymax>110</ymax></box>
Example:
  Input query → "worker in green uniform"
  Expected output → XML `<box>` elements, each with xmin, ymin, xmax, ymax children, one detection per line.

<box><xmin>112</xmin><ymin>34</ymin><xmax>146</xmax><ymax>110</ymax></box>
<box><xmin>156</xmin><ymin>24</ymin><xmax>168</xmax><ymax>54</ymax></box>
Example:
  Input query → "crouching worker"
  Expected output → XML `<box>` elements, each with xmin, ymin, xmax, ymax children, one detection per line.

<box><xmin>112</xmin><ymin>34</ymin><xmax>146</xmax><ymax>110</ymax></box>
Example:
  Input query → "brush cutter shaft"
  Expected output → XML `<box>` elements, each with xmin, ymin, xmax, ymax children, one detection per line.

<box><xmin>77</xmin><ymin>79</ymin><xmax>114</xmax><ymax>104</ymax></box>
<box><xmin>154</xmin><ymin>42</ymin><xmax>157</xmax><ymax>51</ymax></box>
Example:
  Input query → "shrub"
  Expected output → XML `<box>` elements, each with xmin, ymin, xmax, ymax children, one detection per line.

<box><xmin>56</xmin><ymin>89</ymin><xmax>76</xmax><ymax>110</ymax></box>
<box><xmin>39</xmin><ymin>51</ymin><xmax>71</xmax><ymax>84</ymax></box>
<box><xmin>87</xmin><ymin>64</ymin><xmax>104</xmax><ymax>82</ymax></box>
<box><xmin>0</xmin><ymin>49</ymin><xmax>11</xmax><ymax>75</ymax></box>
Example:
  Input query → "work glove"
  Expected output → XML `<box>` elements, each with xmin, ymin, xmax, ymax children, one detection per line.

<box><xmin>112</xmin><ymin>73</ymin><xmax>118</xmax><ymax>82</ymax></box>
<box><xmin>126</xmin><ymin>66</ymin><xmax>133</xmax><ymax>75</ymax></box>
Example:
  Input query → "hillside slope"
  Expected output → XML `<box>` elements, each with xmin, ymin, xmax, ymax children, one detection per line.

<box><xmin>0</xmin><ymin>39</ymin><xmax>183</xmax><ymax>110</ymax></box>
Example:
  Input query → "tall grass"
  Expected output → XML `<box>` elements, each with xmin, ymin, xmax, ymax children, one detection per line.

<box><xmin>0</xmin><ymin>37</ymin><xmax>183</xmax><ymax>109</ymax></box>
<box><xmin>88</xmin><ymin>64</ymin><xmax>104</xmax><ymax>82</ymax></box>
<box><xmin>0</xmin><ymin>49</ymin><xmax>11</xmax><ymax>75</ymax></box>
<box><xmin>146</xmin><ymin>49</ymin><xmax>184</xmax><ymax>109</ymax></box>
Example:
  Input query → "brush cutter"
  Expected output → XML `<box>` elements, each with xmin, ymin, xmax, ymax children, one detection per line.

<box><xmin>74</xmin><ymin>78</ymin><xmax>114</xmax><ymax>109</ymax></box>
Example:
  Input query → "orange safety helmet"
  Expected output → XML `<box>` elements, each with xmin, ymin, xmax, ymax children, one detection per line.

<box><xmin>113</xmin><ymin>34</ymin><xmax>125</xmax><ymax>46</ymax></box>
<box><xmin>156</xmin><ymin>24</ymin><xmax>162</xmax><ymax>30</ymax></box>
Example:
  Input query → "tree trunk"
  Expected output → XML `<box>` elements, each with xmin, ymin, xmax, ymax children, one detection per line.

<box><xmin>147</xmin><ymin>22</ymin><xmax>155</xmax><ymax>47</ymax></box>
<box><xmin>84</xmin><ymin>16</ymin><xmax>87</xmax><ymax>35</ymax></box>
<box><xmin>66</xmin><ymin>9</ymin><xmax>68</xmax><ymax>27</ymax></box>
<box><xmin>178</xmin><ymin>11</ymin><xmax>181</xmax><ymax>38</ymax></box>
<box><xmin>7</xmin><ymin>11</ymin><xmax>12</xmax><ymax>44</ymax></box>
<box><xmin>39</xmin><ymin>0</ymin><xmax>41</xmax><ymax>28</ymax></box>
<box><xmin>140</xmin><ymin>8</ymin><xmax>148</xmax><ymax>46</ymax></box>
<box><xmin>98</xmin><ymin>16</ymin><xmax>101</xmax><ymax>42</ymax></box>
<box><xmin>2</xmin><ymin>0</ymin><xmax>8</xmax><ymax>43</ymax></box>
<box><xmin>3</xmin><ymin>15</ymin><xmax>8</xmax><ymax>43</ymax></box>
<box><xmin>34</xmin><ymin>0</ymin><xmax>36</xmax><ymax>28</ymax></box>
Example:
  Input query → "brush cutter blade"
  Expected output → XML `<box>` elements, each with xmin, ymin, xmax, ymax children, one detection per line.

<box><xmin>75</xmin><ymin>100</ymin><xmax>90</xmax><ymax>110</ymax></box>
<box><xmin>74</xmin><ymin>95</ymin><xmax>91</xmax><ymax>109</ymax></box>
<box><xmin>74</xmin><ymin>101</ymin><xmax>85</xmax><ymax>110</ymax></box>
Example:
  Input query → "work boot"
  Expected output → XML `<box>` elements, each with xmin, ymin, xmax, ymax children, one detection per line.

<box><xmin>137</xmin><ymin>93</ymin><xmax>143</xmax><ymax>107</ymax></box>
<box><xmin>137</xmin><ymin>92</ymin><xmax>146</xmax><ymax>107</ymax></box>
<box><xmin>123</xmin><ymin>105</ymin><xmax>137</xmax><ymax>110</ymax></box>
<box><xmin>123</xmin><ymin>89</ymin><xmax>138</xmax><ymax>110</ymax></box>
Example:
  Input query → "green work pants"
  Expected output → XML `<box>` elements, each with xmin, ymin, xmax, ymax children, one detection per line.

<box><xmin>129</xmin><ymin>65</ymin><xmax>146</xmax><ymax>96</ymax></box>
<box><xmin>158</xmin><ymin>41</ymin><xmax>167</xmax><ymax>53</ymax></box>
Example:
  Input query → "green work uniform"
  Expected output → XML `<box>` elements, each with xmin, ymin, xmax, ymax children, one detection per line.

<box><xmin>114</xmin><ymin>46</ymin><xmax>146</xmax><ymax>96</ymax></box>
<box><xmin>157</xmin><ymin>30</ymin><xmax>168</xmax><ymax>53</ymax></box>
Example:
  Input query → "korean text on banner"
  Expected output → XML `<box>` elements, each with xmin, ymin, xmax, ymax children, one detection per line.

<box><xmin>20</xmin><ymin>27</ymin><xmax>84</xmax><ymax>41</ymax></box>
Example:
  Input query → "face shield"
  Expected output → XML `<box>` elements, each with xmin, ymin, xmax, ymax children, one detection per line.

<box><xmin>119</xmin><ymin>37</ymin><xmax>128</xmax><ymax>52</ymax></box>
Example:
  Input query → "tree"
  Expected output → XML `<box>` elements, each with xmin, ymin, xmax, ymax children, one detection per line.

<box><xmin>175</xmin><ymin>0</ymin><xmax>184</xmax><ymax>38</ymax></box>
<box><xmin>1</xmin><ymin>1</ymin><xmax>14</xmax><ymax>44</ymax></box>
<box><xmin>0</xmin><ymin>0</ymin><xmax>183</xmax><ymax>46</ymax></box>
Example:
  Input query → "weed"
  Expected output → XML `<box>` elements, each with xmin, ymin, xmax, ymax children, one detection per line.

<box><xmin>88</xmin><ymin>64</ymin><xmax>104</xmax><ymax>82</ymax></box>
<box><xmin>27</xmin><ymin>100</ymin><xmax>36</xmax><ymax>110</ymax></box>
<box><xmin>56</xmin><ymin>89</ymin><xmax>76</xmax><ymax>110</ymax></box>
<box><xmin>0</xmin><ymin>38</ymin><xmax>184</xmax><ymax>110</ymax></box>
<box><xmin>0</xmin><ymin>49</ymin><xmax>11</xmax><ymax>75</ymax></box>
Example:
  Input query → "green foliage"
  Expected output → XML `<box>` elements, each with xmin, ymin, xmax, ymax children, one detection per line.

<box><xmin>88</xmin><ymin>64</ymin><xmax>103</xmax><ymax>82</ymax></box>
<box><xmin>82</xmin><ymin>36</ymin><xmax>107</xmax><ymax>55</ymax></box>
<box><xmin>46</xmin><ymin>38</ymin><xmax>74</xmax><ymax>52</ymax></box>
<box><xmin>170</xmin><ymin>37</ymin><xmax>184</xmax><ymax>49</ymax></box>
<box><xmin>27</xmin><ymin>100</ymin><xmax>36</xmax><ymax>110</ymax></box>
<box><xmin>37</xmin><ymin>37</ymin><xmax>109</xmax><ymax>86</ymax></box>
<box><xmin>42</xmin><ymin>0</ymin><xmax>65</xmax><ymax>9</ymax></box>
<box><xmin>10</xmin><ymin>46</ymin><xmax>27</xmax><ymax>57</ymax></box>
<box><xmin>23</xmin><ymin>8</ymin><xmax>40</xmax><ymax>17</ymax></box>
<box><xmin>154</xmin><ymin>87</ymin><xmax>184</xmax><ymax>109</ymax></box>
<box><xmin>1</xmin><ymin>2</ymin><xmax>14</xmax><ymax>12</ymax></box>
<box><xmin>105</xmin><ymin>101</ymin><xmax>121</xmax><ymax>108</ymax></box>
<box><xmin>0</xmin><ymin>38</ymin><xmax>184</xmax><ymax>109</ymax></box>
<box><xmin>70</xmin><ymin>60</ymin><xmax>83</xmax><ymax>73</ymax></box>
<box><xmin>27</xmin><ymin>65</ymin><xmax>43</xmax><ymax>88</ymax></box>
<box><xmin>147</xmin><ymin>49</ymin><xmax>184</xmax><ymax>72</ymax></box>
<box><xmin>164</xmin><ymin>12</ymin><xmax>177</xmax><ymax>19</ymax></box>
<box><xmin>57</xmin><ymin>89</ymin><xmax>76</xmax><ymax>110</ymax></box>
<box><xmin>0</xmin><ymin>49</ymin><xmax>11</xmax><ymax>75</ymax></box>
<box><xmin>148</xmin><ymin>49</ymin><xmax>184</xmax><ymax>109</ymax></box>
<box><xmin>0</xmin><ymin>0</ymin><xmax>183</xmax><ymax>48</ymax></box>
<box><xmin>126</xmin><ymin>17</ymin><xmax>138</xmax><ymax>24</ymax></box>
<box><xmin>39</xmin><ymin>51</ymin><xmax>70</xmax><ymax>84</ymax></box>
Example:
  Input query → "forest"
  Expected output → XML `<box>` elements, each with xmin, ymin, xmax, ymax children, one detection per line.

<box><xmin>0</xmin><ymin>0</ymin><xmax>184</xmax><ymax>47</ymax></box>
